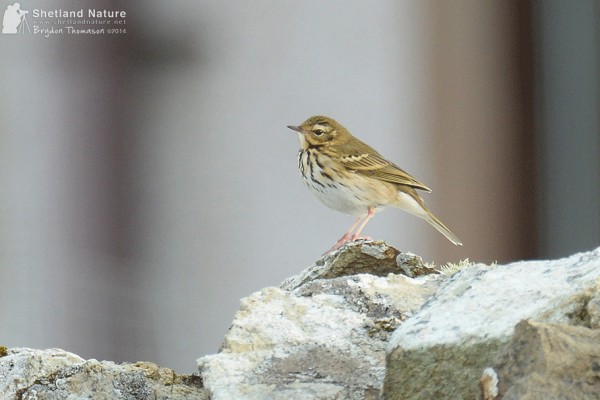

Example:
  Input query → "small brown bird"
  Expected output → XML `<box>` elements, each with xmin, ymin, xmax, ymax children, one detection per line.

<box><xmin>287</xmin><ymin>115</ymin><xmax>462</xmax><ymax>251</ymax></box>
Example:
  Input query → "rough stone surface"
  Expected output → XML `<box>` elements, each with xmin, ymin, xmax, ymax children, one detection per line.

<box><xmin>494</xmin><ymin>320</ymin><xmax>600</xmax><ymax>399</ymax></box>
<box><xmin>0</xmin><ymin>347</ymin><xmax>207</xmax><ymax>400</ymax></box>
<box><xmin>280</xmin><ymin>240</ymin><xmax>435</xmax><ymax>291</ymax></box>
<box><xmin>4</xmin><ymin>243</ymin><xmax>600</xmax><ymax>400</ymax></box>
<box><xmin>384</xmin><ymin>247</ymin><xmax>600</xmax><ymax>400</ymax></box>
<box><xmin>199</xmin><ymin>241</ymin><xmax>443</xmax><ymax>400</ymax></box>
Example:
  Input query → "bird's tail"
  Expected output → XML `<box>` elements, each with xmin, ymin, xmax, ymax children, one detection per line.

<box><xmin>424</xmin><ymin>212</ymin><xmax>463</xmax><ymax>246</ymax></box>
<box><xmin>393</xmin><ymin>190</ymin><xmax>463</xmax><ymax>246</ymax></box>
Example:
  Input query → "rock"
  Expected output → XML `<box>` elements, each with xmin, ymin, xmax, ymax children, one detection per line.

<box><xmin>494</xmin><ymin>320</ymin><xmax>600</xmax><ymax>399</ymax></box>
<box><xmin>280</xmin><ymin>240</ymin><xmax>435</xmax><ymax>291</ymax></box>
<box><xmin>198</xmin><ymin>241</ymin><xmax>444</xmax><ymax>400</ymax></box>
<box><xmin>384</xmin><ymin>247</ymin><xmax>600</xmax><ymax>400</ymax></box>
<box><xmin>0</xmin><ymin>347</ymin><xmax>207</xmax><ymax>400</ymax></box>
<box><xmin>4</xmin><ymin>242</ymin><xmax>600</xmax><ymax>400</ymax></box>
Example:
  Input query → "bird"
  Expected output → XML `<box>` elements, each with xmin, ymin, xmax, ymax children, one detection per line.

<box><xmin>287</xmin><ymin>115</ymin><xmax>462</xmax><ymax>252</ymax></box>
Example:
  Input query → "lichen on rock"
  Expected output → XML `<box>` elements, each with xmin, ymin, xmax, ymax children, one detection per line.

<box><xmin>199</xmin><ymin>240</ymin><xmax>445</xmax><ymax>400</ymax></box>
<box><xmin>3</xmin><ymin>242</ymin><xmax>600</xmax><ymax>400</ymax></box>
<box><xmin>384</xmin><ymin>247</ymin><xmax>600</xmax><ymax>400</ymax></box>
<box><xmin>0</xmin><ymin>348</ymin><xmax>207</xmax><ymax>400</ymax></box>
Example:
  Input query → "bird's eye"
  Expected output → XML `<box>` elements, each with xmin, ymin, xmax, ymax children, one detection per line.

<box><xmin>314</xmin><ymin>129</ymin><xmax>324</xmax><ymax>136</ymax></box>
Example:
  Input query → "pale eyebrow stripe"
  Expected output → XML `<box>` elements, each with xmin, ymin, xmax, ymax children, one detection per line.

<box><xmin>313</xmin><ymin>124</ymin><xmax>329</xmax><ymax>131</ymax></box>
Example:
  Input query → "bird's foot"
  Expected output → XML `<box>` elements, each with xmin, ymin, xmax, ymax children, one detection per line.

<box><xmin>322</xmin><ymin>233</ymin><xmax>352</xmax><ymax>255</ymax></box>
<box><xmin>322</xmin><ymin>234</ymin><xmax>374</xmax><ymax>255</ymax></box>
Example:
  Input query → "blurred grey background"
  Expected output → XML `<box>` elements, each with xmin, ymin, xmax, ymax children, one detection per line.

<box><xmin>1</xmin><ymin>0</ymin><xmax>598</xmax><ymax>372</ymax></box>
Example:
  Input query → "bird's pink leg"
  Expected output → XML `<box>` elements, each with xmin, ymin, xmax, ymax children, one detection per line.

<box><xmin>325</xmin><ymin>208</ymin><xmax>376</xmax><ymax>254</ymax></box>
<box><xmin>350</xmin><ymin>207</ymin><xmax>375</xmax><ymax>241</ymax></box>
<box><xmin>332</xmin><ymin>215</ymin><xmax>363</xmax><ymax>247</ymax></box>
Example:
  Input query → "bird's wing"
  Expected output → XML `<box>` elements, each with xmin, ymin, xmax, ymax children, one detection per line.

<box><xmin>340</xmin><ymin>148</ymin><xmax>432</xmax><ymax>192</ymax></box>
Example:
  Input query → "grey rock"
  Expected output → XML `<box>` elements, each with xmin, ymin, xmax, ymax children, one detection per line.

<box><xmin>5</xmin><ymin>243</ymin><xmax>600</xmax><ymax>400</ymax></box>
<box><xmin>0</xmin><ymin>347</ymin><xmax>207</xmax><ymax>400</ymax></box>
<box><xmin>280</xmin><ymin>240</ymin><xmax>436</xmax><ymax>291</ymax></box>
<box><xmin>495</xmin><ymin>320</ymin><xmax>600</xmax><ymax>399</ymax></box>
<box><xmin>384</xmin><ymin>247</ymin><xmax>600</xmax><ymax>400</ymax></box>
<box><xmin>199</xmin><ymin>241</ymin><xmax>444</xmax><ymax>400</ymax></box>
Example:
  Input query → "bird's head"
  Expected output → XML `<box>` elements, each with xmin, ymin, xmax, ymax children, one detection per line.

<box><xmin>287</xmin><ymin>115</ymin><xmax>348</xmax><ymax>149</ymax></box>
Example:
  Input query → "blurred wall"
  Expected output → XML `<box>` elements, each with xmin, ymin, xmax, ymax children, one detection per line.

<box><xmin>429</xmin><ymin>1</ymin><xmax>538</xmax><ymax>263</ymax></box>
<box><xmin>533</xmin><ymin>0</ymin><xmax>600</xmax><ymax>258</ymax></box>
<box><xmin>1</xmin><ymin>0</ymin><xmax>598</xmax><ymax>372</ymax></box>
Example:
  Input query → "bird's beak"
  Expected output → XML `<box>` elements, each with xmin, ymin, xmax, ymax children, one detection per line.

<box><xmin>287</xmin><ymin>125</ymin><xmax>305</xmax><ymax>134</ymax></box>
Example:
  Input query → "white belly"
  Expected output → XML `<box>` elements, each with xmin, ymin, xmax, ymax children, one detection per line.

<box><xmin>298</xmin><ymin>149</ymin><xmax>393</xmax><ymax>217</ymax></box>
<box><xmin>304</xmin><ymin>174</ymin><xmax>383</xmax><ymax>216</ymax></box>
